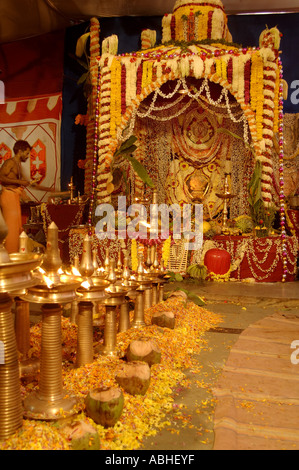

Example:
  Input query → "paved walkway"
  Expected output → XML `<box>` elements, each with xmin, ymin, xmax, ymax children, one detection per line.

<box><xmin>142</xmin><ymin>280</ymin><xmax>299</xmax><ymax>450</ymax></box>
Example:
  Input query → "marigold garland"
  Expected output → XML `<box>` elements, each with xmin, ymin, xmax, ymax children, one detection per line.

<box><xmin>131</xmin><ymin>238</ymin><xmax>139</xmax><ymax>271</ymax></box>
<box><xmin>208</xmin><ymin>267</ymin><xmax>231</xmax><ymax>282</ymax></box>
<box><xmin>162</xmin><ymin>236</ymin><xmax>172</xmax><ymax>267</ymax></box>
<box><xmin>88</xmin><ymin>4</ymin><xmax>282</xmax><ymax>214</ymax></box>
<box><xmin>110</xmin><ymin>58</ymin><xmax>122</xmax><ymax>138</ymax></box>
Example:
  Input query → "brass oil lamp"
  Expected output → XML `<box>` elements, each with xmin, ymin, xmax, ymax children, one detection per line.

<box><xmin>116</xmin><ymin>249</ymin><xmax>122</xmax><ymax>278</ymax></box>
<box><xmin>14</xmin><ymin>232</ymin><xmax>40</xmax><ymax>377</ymax></box>
<box><xmin>75</xmin><ymin>235</ymin><xmax>109</xmax><ymax>367</ymax></box>
<box><xmin>67</xmin><ymin>176</ymin><xmax>76</xmax><ymax>204</ymax></box>
<box><xmin>0</xmin><ymin>212</ymin><xmax>41</xmax><ymax>439</ymax></box>
<box><xmin>131</xmin><ymin>254</ymin><xmax>152</xmax><ymax>328</ymax></box>
<box><xmin>216</xmin><ymin>173</ymin><xmax>236</xmax><ymax>234</ymax></box>
<box><xmin>14</xmin><ymin>232</ymin><xmax>31</xmax><ymax>360</ymax></box>
<box><xmin>151</xmin><ymin>260</ymin><xmax>169</xmax><ymax>303</ymax></box>
<box><xmin>97</xmin><ymin>259</ymin><xmax>128</xmax><ymax>357</ymax></box>
<box><xmin>70</xmin><ymin>255</ymin><xmax>80</xmax><ymax>324</ymax></box>
<box><xmin>104</xmin><ymin>248</ymin><xmax>110</xmax><ymax>274</ymax></box>
<box><xmin>118</xmin><ymin>256</ymin><xmax>138</xmax><ymax>332</ymax></box>
<box><xmin>20</xmin><ymin>222</ymin><xmax>81</xmax><ymax>421</ymax></box>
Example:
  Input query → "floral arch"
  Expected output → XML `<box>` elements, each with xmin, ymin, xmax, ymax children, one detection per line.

<box><xmin>83</xmin><ymin>1</ymin><xmax>285</xmax><ymax>237</ymax></box>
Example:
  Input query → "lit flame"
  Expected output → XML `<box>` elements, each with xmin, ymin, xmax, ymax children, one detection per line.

<box><xmin>43</xmin><ymin>274</ymin><xmax>54</xmax><ymax>289</ymax></box>
<box><xmin>58</xmin><ymin>268</ymin><xmax>64</xmax><ymax>275</ymax></box>
<box><xmin>98</xmin><ymin>266</ymin><xmax>105</xmax><ymax>272</ymax></box>
<box><xmin>130</xmin><ymin>275</ymin><xmax>136</xmax><ymax>280</ymax></box>
<box><xmin>72</xmin><ymin>266</ymin><xmax>81</xmax><ymax>277</ymax></box>
<box><xmin>81</xmin><ymin>280</ymin><xmax>91</xmax><ymax>289</ymax></box>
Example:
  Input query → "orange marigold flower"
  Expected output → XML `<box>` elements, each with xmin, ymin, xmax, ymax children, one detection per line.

<box><xmin>75</xmin><ymin>114</ymin><xmax>89</xmax><ymax>126</ymax></box>
<box><xmin>77</xmin><ymin>159</ymin><xmax>86</xmax><ymax>169</ymax></box>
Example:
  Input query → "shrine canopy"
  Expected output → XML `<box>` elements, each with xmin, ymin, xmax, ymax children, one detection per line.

<box><xmin>89</xmin><ymin>0</ymin><xmax>284</xmax><ymax>212</ymax></box>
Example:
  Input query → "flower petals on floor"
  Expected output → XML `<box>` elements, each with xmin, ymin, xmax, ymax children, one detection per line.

<box><xmin>0</xmin><ymin>298</ymin><xmax>222</xmax><ymax>450</ymax></box>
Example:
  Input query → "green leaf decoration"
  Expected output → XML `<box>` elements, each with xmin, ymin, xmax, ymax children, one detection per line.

<box><xmin>187</xmin><ymin>293</ymin><xmax>206</xmax><ymax>306</ymax></box>
<box><xmin>125</xmin><ymin>156</ymin><xmax>155</xmax><ymax>188</ymax></box>
<box><xmin>76</xmin><ymin>33</ymin><xmax>90</xmax><ymax>58</ymax></box>
<box><xmin>77</xmin><ymin>72</ymin><xmax>89</xmax><ymax>85</ymax></box>
<box><xmin>75</xmin><ymin>57</ymin><xmax>89</xmax><ymax>70</ymax></box>
<box><xmin>166</xmin><ymin>271</ymin><xmax>176</xmax><ymax>281</ymax></box>
<box><xmin>216</xmin><ymin>128</ymin><xmax>254</xmax><ymax>154</ymax></box>
<box><xmin>113</xmin><ymin>135</ymin><xmax>154</xmax><ymax>188</ymax></box>
<box><xmin>118</xmin><ymin>145</ymin><xmax>138</xmax><ymax>157</ymax></box>
<box><xmin>114</xmin><ymin>136</ymin><xmax>138</xmax><ymax>157</ymax></box>
<box><xmin>172</xmin><ymin>287</ymin><xmax>206</xmax><ymax>306</ymax></box>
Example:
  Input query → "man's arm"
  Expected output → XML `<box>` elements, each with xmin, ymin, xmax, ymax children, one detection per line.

<box><xmin>0</xmin><ymin>160</ymin><xmax>29</xmax><ymax>187</ymax></box>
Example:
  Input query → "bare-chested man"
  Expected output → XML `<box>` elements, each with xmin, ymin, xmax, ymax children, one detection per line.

<box><xmin>0</xmin><ymin>140</ymin><xmax>32</xmax><ymax>253</ymax></box>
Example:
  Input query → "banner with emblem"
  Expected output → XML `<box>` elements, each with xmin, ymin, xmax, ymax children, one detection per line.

<box><xmin>0</xmin><ymin>93</ymin><xmax>62</xmax><ymax>202</ymax></box>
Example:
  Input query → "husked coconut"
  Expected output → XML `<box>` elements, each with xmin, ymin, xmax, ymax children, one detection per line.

<box><xmin>152</xmin><ymin>310</ymin><xmax>175</xmax><ymax>329</ymax></box>
<box><xmin>115</xmin><ymin>361</ymin><xmax>151</xmax><ymax>396</ymax></box>
<box><xmin>59</xmin><ymin>419</ymin><xmax>100</xmax><ymax>450</ymax></box>
<box><xmin>85</xmin><ymin>387</ymin><xmax>124</xmax><ymax>428</ymax></box>
<box><xmin>167</xmin><ymin>290</ymin><xmax>188</xmax><ymax>301</ymax></box>
<box><xmin>126</xmin><ymin>339</ymin><xmax>161</xmax><ymax>366</ymax></box>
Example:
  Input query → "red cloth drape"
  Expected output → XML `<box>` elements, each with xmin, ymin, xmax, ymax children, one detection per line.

<box><xmin>0</xmin><ymin>30</ymin><xmax>65</xmax><ymax>100</ymax></box>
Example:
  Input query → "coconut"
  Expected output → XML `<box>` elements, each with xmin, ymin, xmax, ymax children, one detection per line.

<box><xmin>115</xmin><ymin>361</ymin><xmax>151</xmax><ymax>396</ymax></box>
<box><xmin>167</xmin><ymin>290</ymin><xmax>188</xmax><ymax>301</ymax></box>
<box><xmin>152</xmin><ymin>310</ymin><xmax>175</xmax><ymax>329</ymax></box>
<box><xmin>59</xmin><ymin>419</ymin><xmax>100</xmax><ymax>450</ymax></box>
<box><xmin>85</xmin><ymin>387</ymin><xmax>124</xmax><ymax>428</ymax></box>
<box><xmin>126</xmin><ymin>339</ymin><xmax>161</xmax><ymax>366</ymax></box>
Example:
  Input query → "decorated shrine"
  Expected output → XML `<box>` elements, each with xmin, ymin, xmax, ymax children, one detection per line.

<box><xmin>1</xmin><ymin>0</ymin><xmax>299</xmax><ymax>453</ymax></box>
<box><xmin>70</xmin><ymin>0</ymin><xmax>298</xmax><ymax>283</ymax></box>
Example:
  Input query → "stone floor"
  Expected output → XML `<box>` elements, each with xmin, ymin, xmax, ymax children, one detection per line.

<box><xmin>140</xmin><ymin>279</ymin><xmax>299</xmax><ymax>451</ymax></box>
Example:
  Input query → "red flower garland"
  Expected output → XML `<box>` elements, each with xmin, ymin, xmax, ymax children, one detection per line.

<box><xmin>136</xmin><ymin>63</ymin><xmax>143</xmax><ymax>95</ymax></box>
<box><xmin>188</xmin><ymin>12</ymin><xmax>195</xmax><ymax>42</ymax></box>
<box><xmin>207</xmin><ymin>10</ymin><xmax>213</xmax><ymax>40</ymax></box>
<box><xmin>171</xmin><ymin>16</ymin><xmax>176</xmax><ymax>41</ymax></box>
<box><xmin>244</xmin><ymin>59</ymin><xmax>251</xmax><ymax>104</ymax></box>
<box><xmin>227</xmin><ymin>57</ymin><xmax>233</xmax><ymax>84</ymax></box>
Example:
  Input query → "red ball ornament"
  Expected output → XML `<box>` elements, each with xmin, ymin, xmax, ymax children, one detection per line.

<box><xmin>204</xmin><ymin>249</ymin><xmax>231</xmax><ymax>275</ymax></box>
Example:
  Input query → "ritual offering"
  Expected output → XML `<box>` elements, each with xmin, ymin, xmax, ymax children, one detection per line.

<box><xmin>58</xmin><ymin>419</ymin><xmax>101</xmax><ymax>450</ymax></box>
<box><xmin>152</xmin><ymin>310</ymin><xmax>176</xmax><ymax>329</ymax></box>
<box><xmin>85</xmin><ymin>387</ymin><xmax>124</xmax><ymax>428</ymax></box>
<box><xmin>126</xmin><ymin>339</ymin><xmax>162</xmax><ymax>367</ymax></box>
<box><xmin>115</xmin><ymin>361</ymin><xmax>151</xmax><ymax>396</ymax></box>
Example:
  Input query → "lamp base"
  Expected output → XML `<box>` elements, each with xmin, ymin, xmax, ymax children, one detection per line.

<box><xmin>23</xmin><ymin>391</ymin><xmax>79</xmax><ymax>421</ymax></box>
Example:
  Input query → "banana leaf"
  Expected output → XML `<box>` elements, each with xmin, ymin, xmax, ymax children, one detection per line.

<box><xmin>114</xmin><ymin>136</ymin><xmax>138</xmax><ymax>157</ymax></box>
<box><xmin>76</xmin><ymin>32</ymin><xmax>90</xmax><ymax>58</ymax></box>
<box><xmin>124</xmin><ymin>155</ymin><xmax>154</xmax><ymax>188</ymax></box>
<box><xmin>248</xmin><ymin>160</ymin><xmax>262</xmax><ymax>205</ymax></box>
<box><xmin>173</xmin><ymin>287</ymin><xmax>206</xmax><ymax>306</ymax></box>
<box><xmin>77</xmin><ymin>72</ymin><xmax>89</xmax><ymax>85</ymax></box>
<box><xmin>216</xmin><ymin>128</ymin><xmax>254</xmax><ymax>153</ymax></box>
<box><xmin>113</xmin><ymin>135</ymin><xmax>154</xmax><ymax>188</ymax></box>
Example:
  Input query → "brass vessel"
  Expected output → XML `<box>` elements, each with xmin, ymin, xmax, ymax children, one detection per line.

<box><xmin>0</xmin><ymin>211</ymin><xmax>42</xmax><ymax>438</ymax></box>
<box><xmin>20</xmin><ymin>224</ymin><xmax>80</xmax><ymax>420</ymax></box>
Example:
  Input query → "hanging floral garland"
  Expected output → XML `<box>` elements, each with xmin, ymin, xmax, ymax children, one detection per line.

<box><xmin>277</xmin><ymin>58</ymin><xmax>288</xmax><ymax>282</ymax></box>
<box><xmin>86</xmin><ymin>3</ymin><xmax>282</xmax><ymax>223</ymax></box>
